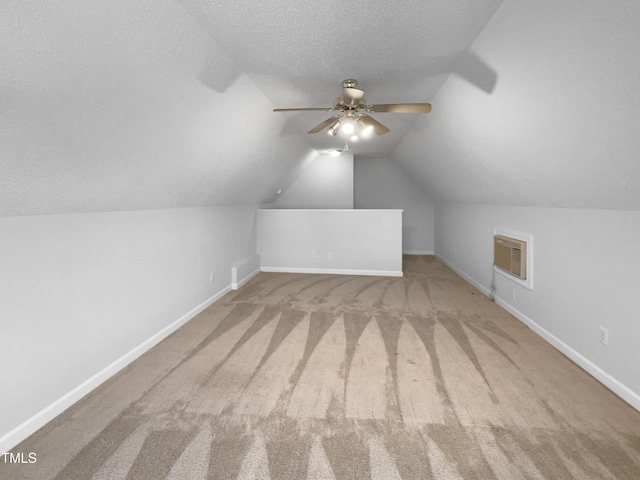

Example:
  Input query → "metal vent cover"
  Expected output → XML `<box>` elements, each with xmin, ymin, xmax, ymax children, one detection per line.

<box><xmin>494</xmin><ymin>235</ymin><xmax>527</xmax><ymax>279</ymax></box>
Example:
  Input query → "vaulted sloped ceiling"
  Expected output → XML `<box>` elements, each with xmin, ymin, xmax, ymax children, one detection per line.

<box><xmin>176</xmin><ymin>0</ymin><xmax>503</xmax><ymax>157</ymax></box>
<box><xmin>0</xmin><ymin>0</ymin><xmax>504</xmax><ymax>216</ymax></box>
<box><xmin>0</xmin><ymin>0</ymin><xmax>316</xmax><ymax>215</ymax></box>
<box><xmin>6</xmin><ymin>1</ymin><xmax>636</xmax><ymax>216</ymax></box>
<box><xmin>394</xmin><ymin>0</ymin><xmax>640</xmax><ymax>210</ymax></box>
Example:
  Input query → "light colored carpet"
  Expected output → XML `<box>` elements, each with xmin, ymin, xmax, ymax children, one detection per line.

<box><xmin>3</xmin><ymin>255</ymin><xmax>640</xmax><ymax>479</ymax></box>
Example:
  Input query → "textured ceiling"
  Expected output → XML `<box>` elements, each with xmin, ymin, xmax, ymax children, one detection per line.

<box><xmin>1</xmin><ymin>0</ymin><xmax>504</xmax><ymax>215</ymax></box>
<box><xmin>8</xmin><ymin>0</ymin><xmax>637</xmax><ymax>214</ymax></box>
<box><xmin>177</xmin><ymin>0</ymin><xmax>504</xmax><ymax>157</ymax></box>
<box><xmin>0</xmin><ymin>0</ymin><xmax>316</xmax><ymax>215</ymax></box>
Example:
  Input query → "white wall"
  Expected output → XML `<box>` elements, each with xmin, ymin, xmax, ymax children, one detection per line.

<box><xmin>257</xmin><ymin>209</ymin><xmax>402</xmax><ymax>276</ymax></box>
<box><xmin>435</xmin><ymin>203</ymin><xmax>640</xmax><ymax>410</ymax></box>
<box><xmin>354</xmin><ymin>157</ymin><xmax>434</xmax><ymax>254</ymax></box>
<box><xmin>0</xmin><ymin>205</ymin><xmax>259</xmax><ymax>451</ymax></box>
<box><xmin>272</xmin><ymin>153</ymin><xmax>354</xmax><ymax>209</ymax></box>
<box><xmin>388</xmin><ymin>0</ymin><xmax>640</xmax><ymax>411</ymax></box>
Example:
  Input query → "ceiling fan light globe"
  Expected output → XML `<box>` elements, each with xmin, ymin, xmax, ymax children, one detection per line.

<box><xmin>327</xmin><ymin>120</ymin><xmax>341</xmax><ymax>136</ymax></box>
<box><xmin>341</xmin><ymin>121</ymin><xmax>355</xmax><ymax>135</ymax></box>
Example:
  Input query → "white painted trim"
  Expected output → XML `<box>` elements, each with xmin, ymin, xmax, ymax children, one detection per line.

<box><xmin>0</xmin><ymin>285</ymin><xmax>232</xmax><ymax>453</ymax></box>
<box><xmin>231</xmin><ymin>267</ymin><xmax>261</xmax><ymax>290</ymax></box>
<box><xmin>436</xmin><ymin>254</ymin><xmax>640</xmax><ymax>413</ymax></box>
<box><xmin>403</xmin><ymin>250</ymin><xmax>435</xmax><ymax>255</ymax></box>
<box><xmin>260</xmin><ymin>266</ymin><xmax>403</xmax><ymax>277</ymax></box>
<box><xmin>494</xmin><ymin>297</ymin><xmax>640</xmax><ymax>412</ymax></box>
<box><xmin>436</xmin><ymin>254</ymin><xmax>491</xmax><ymax>296</ymax></box>
<box><xmin>258</xmin><ymin>209</ymin><xmax>403</xmax><ymax>212</ymax></box>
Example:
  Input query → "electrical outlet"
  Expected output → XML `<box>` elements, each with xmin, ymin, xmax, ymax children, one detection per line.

<box><xmin>210</xmin><ymin>271</ymin><xmax>215</xmax><ymax>283</ymax></box>
<box><xmin>328</xmin><ymin>252</ymin><xmax>333</xmax><ymax>260</ymax></box>
<box><xmin>598</xmin><ymin>326</ymin><xmax>609</xmax><ymax>346</ymax></box>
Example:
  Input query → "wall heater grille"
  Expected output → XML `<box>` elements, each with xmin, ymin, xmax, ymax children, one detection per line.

<box><xmin>494</xmin><ymin>235</ymin><xmax>527</xmax><ymax>279</ymax></box>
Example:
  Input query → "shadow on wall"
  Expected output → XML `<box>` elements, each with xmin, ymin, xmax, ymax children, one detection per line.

<box><xmin>198</xmin><ymin>45</ymin><xmax>243</xmax><ymax>93</ymax></box>
<box><xmin>176</xmin><ymin>0</ymin><xmax>242</xmax><ymax>93</ymax></box>
<box><xmin>454</xmin><ymin>51</ymin><xmax>498</xmax><ymax>94</ymax></box>
<box><xmin>403</xmin><ymin>225</ymin><xmax>417</xmax><ymax>251</ymax></box>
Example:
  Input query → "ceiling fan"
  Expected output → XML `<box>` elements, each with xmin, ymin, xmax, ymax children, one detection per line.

<box><xmin>273</xmin><ymin>79</ymin><xmax>432</xmax><ymax>137</ymax></box>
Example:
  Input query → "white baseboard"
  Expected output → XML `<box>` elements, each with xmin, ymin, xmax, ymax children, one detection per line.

<box><xmin>260</xmin><ymin>266</ymin><xmax>403</xmax><ymax>277</ymax></box>
<box><xmin>231</xmin><ymin>267</ymin><xmax>260</xmax><ymax>290</ymax></box>
<box><xmin>494</xmin><ymin>297</ymin><xmax>640</xmax><ymax>412</ymax></box>
<box><xmin>436</xmin><ymin>254</ymin><xmax>491</xmax><ymax>296</ymax></box>
<box><xmin>403</xmin><ymin>250</ymin><xmax>435</xmax><ymax>255</ymax></box>
<box><xmin>435</xmin><ymin>254</ymin><xmax>640</xmax><ymax>412</ymax></box>
<box><xmin>0</xmin><ymin>285</ymin><xmax>232</xmax><ymax>453</ymax></box>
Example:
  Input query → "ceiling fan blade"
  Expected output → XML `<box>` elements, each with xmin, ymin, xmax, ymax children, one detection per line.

<box><xmin>342</xmin><ymin>87</ymin><xmax>365</xmax><ymax>107</ymax></box>
<box><xmin>360</xmin><ymin>115</ymin><xmax>390</xmax><ymax>135</ymax></box>
<box><xmin>368</xmin><ymin>103</ymin><xmax>432</xmax><ymax>113</ymax></box>
<box><xmin>273</xmin><ymin>107</ymin><xmax>334</xmax><ymax>112</ymax></box>
<box><xmin>307</xmin><ymin>115</ymin><xmax>341</xmax><ymax>134</ymax></box>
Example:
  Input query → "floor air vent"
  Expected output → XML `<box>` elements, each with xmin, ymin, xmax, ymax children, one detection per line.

<box><xmin>494</xmin><ymin>235</ymin><xmax>527</xmax><ymax>279</ymax></box>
